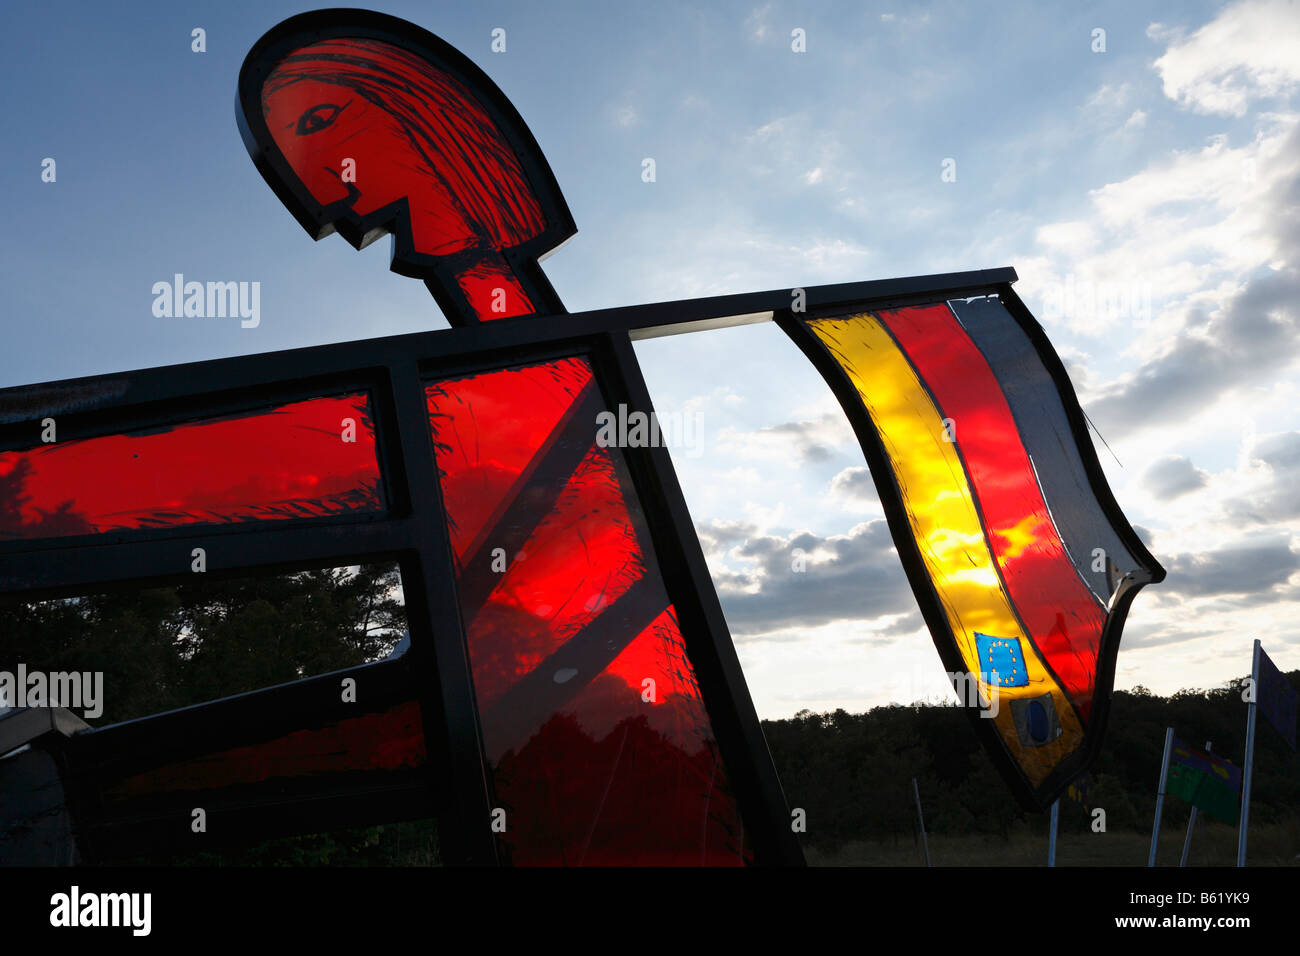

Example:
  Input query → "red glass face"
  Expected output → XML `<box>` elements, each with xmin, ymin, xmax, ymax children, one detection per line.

<box><xmin>427</xmin><ymin>358</ymin><xmax>748</xmax><ymax>865</ymax></box>
<box><xmin>262</xmin><ymin>38</ymin><xmax>547</xmax><ymax>322</ymax></box>
<box><xmin>0</xmin><ymin>394</ymin><xmax>384</xmax><ymax>541</ymax></box>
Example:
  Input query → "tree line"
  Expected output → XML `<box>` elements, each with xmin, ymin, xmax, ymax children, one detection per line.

<box><xmin>2</xmin><ymin>565</ymin><xmax>1294</xmax><ymax>862</ymax></box>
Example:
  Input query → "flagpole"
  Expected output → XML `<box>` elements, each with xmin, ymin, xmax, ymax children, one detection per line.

<box><xmin>911</xmin><ymin>777</ymin><xmax>931</xmax><ymax>867</ymax></box>
<box><xmin>1148</xmin><ymin>726</ymin><xmax>1173</xmax><ymax>867</ymax></box>
<box><xmin>1179</xmin><ymin>740</ymin><xmax>1211</xmax><ymax>867</ymax></box>
<box><xmin>1048</xmin><ymin>799</ymin><xmax>1059</xmax><ymax>867</ymax></box>
<box><xmin>1237</xmin><ymin>639</ymin><xmax>1261</xmax><ymax>867</ymax></box>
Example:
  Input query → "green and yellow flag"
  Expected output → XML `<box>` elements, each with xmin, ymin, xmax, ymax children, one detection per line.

<box><xmin>1166</xmin><ymin>737</ymin><xmax>1241</xmax><ymax>825</ymax></box>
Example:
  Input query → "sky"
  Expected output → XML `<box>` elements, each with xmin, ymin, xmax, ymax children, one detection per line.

<box><xmin>2</xmin><ymin>0</ymin><xmax>1299</xmax><ymax>719</ymax></box>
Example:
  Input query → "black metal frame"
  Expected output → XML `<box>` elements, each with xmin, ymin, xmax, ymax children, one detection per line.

<box><xmin>0</xmin><ymin>268</ymin><xmax>1019</xmax><ymax>864</ymax></box>
<box><xmin>776</xmin><ymin>281</ymin><xmax>1166</xmax><ymax>810</ymax></box>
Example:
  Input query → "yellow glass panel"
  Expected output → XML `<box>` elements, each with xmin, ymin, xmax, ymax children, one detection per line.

<box><xmin>808</xmin><ymin>313</ymin><xmax>1082</xmax><ymax>784</ymax></box>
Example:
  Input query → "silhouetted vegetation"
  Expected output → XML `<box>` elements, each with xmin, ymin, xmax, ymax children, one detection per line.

<box><xmin>761</xmin><ymin>676</ymin><xmax>1300</xmax><ymax>858</ymax></box>
<box><xmin>4</xmin><ymin>566</ymin><xmax>1294</xmax><ymax>864</ymax></box>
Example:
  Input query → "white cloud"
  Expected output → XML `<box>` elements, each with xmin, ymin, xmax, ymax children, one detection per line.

<box><xmin>698</xmin><ymin>518</ymin><xmax>915</xmax><ymax>636</ymax></box>
<box><xmin>745</xmin><ymin>113</ymin><xmax>846</xmax><ymax>190</ymax></box>
<box><xmin>1018</xmin><ymin>114</ymin><xmax>1299</xmax><ymax>342</ymax></box>
<box><xmin>828</xmin><ymin>466</ymin><xmax>874</xmax><ymax>505</ymax></box>
<box><xmin>878</xmin><ymin>11</ymin><xmax>931</xmax><ymax>28</ymax></box>
<box><xmin>1151</xmin><ymin>0</ymin><xmax>1300</xmax><ymax>117</ymax></box>
<box><xmin>1086</xmin><ymin>82</ymin><xmax>1132</xmax><ymax>112</ymax></box>
<box><xmin>716</xmin><ymin>411</ymin><xmax>855</xmax><ymax>464</ymax></box>
<box><xmin>745</xmin><ymin>3</ymin><xmax>773</xmax><ymax>41</ymax></box>
<box><xmin>1124</xmin><ymin>109</ymin><xmax>1148</xmax><ymax>130</ymax></box>
<box><xmin>1143</xmin><ymin>455</ymin><xmax>1209</xmax><ymax>499</ymax></box>
<box><xmin>680</xmin><ymin>384</ymin><xmax>744</xmax><ymax>417</ymax></box>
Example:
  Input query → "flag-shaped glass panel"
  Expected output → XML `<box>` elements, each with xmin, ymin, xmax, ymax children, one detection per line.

<box><xmin>784</xmin><ymin>293</ymin><xmax>1164</xmax><ymax>806</ymax></box>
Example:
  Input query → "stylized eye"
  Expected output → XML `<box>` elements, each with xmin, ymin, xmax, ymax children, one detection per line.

<box><xmin>295</xmin><ymin>103</ymin><xmax>345</xmax><ymax>135</ymax></box>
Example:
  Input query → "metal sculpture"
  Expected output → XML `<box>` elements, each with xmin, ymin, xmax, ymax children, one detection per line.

<box><xmin>0</xmin><ymin>8</ymin><xmax>1162</xmax><ymax>866</ymax></box>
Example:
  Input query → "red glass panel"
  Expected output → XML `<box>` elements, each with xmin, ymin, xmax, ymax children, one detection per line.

<box><xmin>494</xmin><ymin>609</ymin><xmax>743</xmax><ymax>865</ymax></box>
<box><xmin>426</xmin><ymin>359</ymin><xmax>747</xmax><ymax>865</ymax></box>
<box><xmin>0</xmin><ymin>394</ymin><xmax>384</xmax><ymax>541</ymax></box>
<box><xmin>106</xmin><ymin>701</ymin><xmax>426</xmax><ymax>801</ymax></box>
<box><xmin>454</xmin><ymin>261</ymin><xmax>536</xmax><ymax>321</ymax></box>
<box><xmin>428</xmin><ymin>360</ymin><xmax>591</xmax><ymax>565</ymax></box>
<box><xmin>462</xmin><ymin>446</ymin><xmax>647</xmax><ymax>714</ymax></box>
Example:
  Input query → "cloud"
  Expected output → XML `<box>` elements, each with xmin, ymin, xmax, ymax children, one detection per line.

<box><xmin>1253</xmin><ymin>429</ymin><xmax>1300</xmax><ymax>468</ymax></box>
<box><xmin>1026</xmin><ymin>113</ymin><xmax>1300</xmax><ymax>334</ymax></box>
<box><xmin>1085</xmin><ymin>82</ymin><xmax>1132</xmax><ymax>112</ymax></box>
<box><xmin>1223</xmin><ymin>431</ymin><xmax>1300</xmax><ymax>522</ymax></box>
<box><xmin>1143</xmin><ymin>455</ymin><xmax>1209</xmax><ymax>499</ymax></box>
<box><xmin>717</xmin><ymin>411</ymin><xmax>855</xmax><ymax>464</ymax></box>
<box><xmin>700</xmin><ymin>519</ymin><xmax>916</xmax><ymax>636</ymax></box>
<box><xmin>1065</xmin><ymin>118</ymin><xmax>1300</xmax><ymax>437</ymax></box>
<box><xmin>1019</xmin><ymin>5</ymin><xmax>1300</xmax><ymax>389</ymax></box>
<box><xmin>744</xmin><ymin>3</ymin><xmax>774</xmax><ymax>41</ymax></box>
<box><xmin>1161</xmin><ymin>537</ymin><xmax>1300</xmax><ymax>598</ymax></box>
<box><xmin>698</xmin><ymin>518</ymin><xmax>760</xmax><ymax>552</ymax></box>
<box><xmin>878</xmin><ymin>11</ymin><xmax>931</xmax><ymax>27</ymax></box>
<box><xmin>1151</xmin><ymin>0</ymin><xmax>1300</xmax><ymax>117</ymax></box>
<box><xmin>1115</xmin><ymin>621</ymin><xmax>1221</xmax><ymax>651</ymax></box>
<box><xmin>745</xmin><ymin>113</ymin><xmax>847</xmax><ymax>191</ymax></box>
<box><xmin>829</xmin><ymin>465</ymin><xmax>875</xmax><ymax>502</ymax></box>
<box><xmin>1085</xmin><ymin>258</ymin><xmax>1300</xmax><ymax>437</ymax></box>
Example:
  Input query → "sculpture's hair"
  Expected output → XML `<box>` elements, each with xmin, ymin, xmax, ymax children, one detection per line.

<box><xmin>263</xmin><ymin>38</ymin><xmax>546</xmax><ymax>249</ymax></box>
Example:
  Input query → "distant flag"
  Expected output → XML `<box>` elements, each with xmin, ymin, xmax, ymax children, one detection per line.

<box><xmin>1166</xmin><ymin>736</ymin><xmax>1241</xmax><ymax>826</ymax></box>
<box><xmin>1256</xmin><ymin>647</ymin><xmax>1297</xmax><ymax>750</ymax></box>
<box><xmin>1239</xmin><ymin>641</ymin><xmax>1296</xmax><ymax>865</ymax></box>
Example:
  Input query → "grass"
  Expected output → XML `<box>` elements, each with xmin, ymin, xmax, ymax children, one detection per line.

<box><xmin>805</xmin><ymin>821</ymin><xmax>1300</xmax><ymax>866</ymax></box>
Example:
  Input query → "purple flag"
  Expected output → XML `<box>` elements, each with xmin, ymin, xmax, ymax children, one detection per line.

<box><xmin>1258</xmin><ymin>647</ymin><xmax>1297</xmax><ymax>750</ymax></box>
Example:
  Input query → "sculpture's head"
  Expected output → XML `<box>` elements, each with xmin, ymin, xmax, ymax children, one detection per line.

<box><xmin>238</xmin><ymin>13</ymin><xmax>575</xmax><ymax>323</ymax></box>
